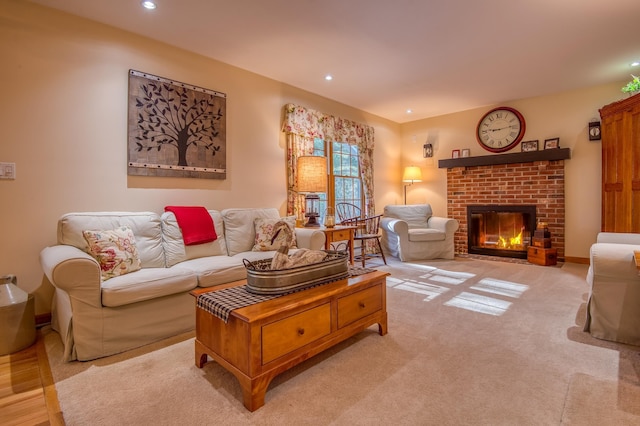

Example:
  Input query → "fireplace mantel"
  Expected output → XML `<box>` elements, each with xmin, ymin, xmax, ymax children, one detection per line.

<box><xmin>438</xmin><ymin>147</ymin><xmax>570</xmax><ymax>169</ymax></box>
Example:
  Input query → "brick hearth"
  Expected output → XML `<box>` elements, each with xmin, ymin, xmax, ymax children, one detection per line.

<box><xmin>446</xmin><ymin>159</ymin><xmax>566</xmax><ymax>260</ymax></box>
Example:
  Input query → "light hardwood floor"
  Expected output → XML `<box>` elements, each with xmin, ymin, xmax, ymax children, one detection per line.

<box><xmin>0</xmin><ymin>330</ymin><xmax>64</xmax><ymax>425</ymax></box>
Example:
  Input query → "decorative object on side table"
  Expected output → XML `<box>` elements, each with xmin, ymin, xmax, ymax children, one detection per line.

<box><xmin>323</xmin><ymin>207</ymin><xmax>335</xmax><ymax>228</ymax></box>
<box><xmin>297</xmin><ymin>156</ymin><xmax>327</xmax><ymax>227</ymax></box>
<box><xmin>544</xmin><ymin>138</ymin><xmax>560</xmax><ymax>149</ymax></box>
<box><xmin>521</xmin><ymin>140</ymin><xmax>538</xmax><ymax>152</ymax></box>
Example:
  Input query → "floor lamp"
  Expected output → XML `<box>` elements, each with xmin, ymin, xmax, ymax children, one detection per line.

<box><xmin>402</xmin><ymin>166</ymin><xmax>422</xmax><ymax>204</ymax></box>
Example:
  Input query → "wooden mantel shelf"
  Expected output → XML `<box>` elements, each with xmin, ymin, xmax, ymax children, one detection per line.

<box><xmin>438</xmin><ymin>147</ymin><xmax>571</xmax><ymax>169</ymax></box>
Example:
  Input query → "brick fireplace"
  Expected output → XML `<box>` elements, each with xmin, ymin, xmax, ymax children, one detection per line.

<box><xmin>440</xmin><ymin>149</ymin><xmax>569</xmax><ymax>261</ymax></box>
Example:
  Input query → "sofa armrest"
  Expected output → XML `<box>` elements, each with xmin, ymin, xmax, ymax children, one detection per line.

<box><xmin>590</xmin><ymin>242</ymin><xmax>640</xmax><ymax>280</ymax></box>
<box><xmin>40</xmin><ymin>245</ymin><xmax>103</xmax><ymax>308</ymax></box>
<box><xmin>427</xmin><ymin>216</ymin><xmax>459</xmax><ymax>235</ymax></box>
<box><xmin>596</xmin><ymin>232</ymin><xmax>640</xmax><ymax>245</ymax></box>
<box><xmin>294</xmin><ymin>228</ymin><xmax>326</xmax><ymax>250</ymax></box>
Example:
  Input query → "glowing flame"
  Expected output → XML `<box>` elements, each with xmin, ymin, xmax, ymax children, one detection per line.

<box><xmin>497</xmin><ymin>231</ymin><xmax>522</xmax><ymax>249</ymax></box>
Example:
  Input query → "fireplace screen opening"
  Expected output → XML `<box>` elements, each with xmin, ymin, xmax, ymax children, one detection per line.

<box><xmin>467</xmin><ymin>205</ymin><xmax>536</xmax><ymax>259</ymax></box>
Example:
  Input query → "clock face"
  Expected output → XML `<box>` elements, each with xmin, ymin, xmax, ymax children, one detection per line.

<box><xmin>476</xmin><ymin>107</ymin><xmax>526</xmax><ymax>153</ymax></box>
<box><xmin>589</xmin><ymin>126</ymin><xmax>600</xmax><ymax>137</ymax></box>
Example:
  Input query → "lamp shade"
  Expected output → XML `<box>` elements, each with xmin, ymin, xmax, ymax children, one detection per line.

<box><xmin>402</xmin><ymin>166</ymin><xmax>423</xmax><ymax>182</ymax></box>
<box><xmin>297</xmin><ymin>156</ymin><xmax>327</xmax><ymax>193</ymax></box>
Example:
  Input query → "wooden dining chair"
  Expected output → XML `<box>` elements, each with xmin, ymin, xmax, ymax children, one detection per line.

<box><xmin>340</xmin><ymin>213</ymin><xmax>387</xmax><ymax>267</ymax></box>
<box><xmin>336</xmin><ymin>203</ymin><xmax>361</xmax><ymax>223</ymax></box>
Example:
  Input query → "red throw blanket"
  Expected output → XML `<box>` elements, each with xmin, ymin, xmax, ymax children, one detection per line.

<box><xmin>164</xmin><ymin>206</ymin><xmax>217</xmax><ymax>245</ymax></box>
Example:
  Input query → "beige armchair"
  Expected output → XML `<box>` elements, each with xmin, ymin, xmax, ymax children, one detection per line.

<box><xmin>584</xmin><ymin>232</ymin><xmax>640</xmax><ymax>346</ymax></box>
<box><xmin>380</xmin><ymin>204</ymin><xmax>458</xmax><ymax>261</ymax></box>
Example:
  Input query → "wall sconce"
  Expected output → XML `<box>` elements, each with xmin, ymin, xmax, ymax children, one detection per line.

<box><xmin>297</xmin><ymin>156</ymin><xmax>327</xmax><ymax>227</ymax></box>
<box><xmin>588</xmin><ymin>120</ymin><xmax>601</xmax><ymax>141</ymax></box>
<box><xmin>423</xmin><ymin>143</ymin><xmax>433</xmax><ymax>158</ymax></box>
<box><xmin>402</xmin><ymin>166</ymin><xmax>423</xmax><ymax>205</ymax></box>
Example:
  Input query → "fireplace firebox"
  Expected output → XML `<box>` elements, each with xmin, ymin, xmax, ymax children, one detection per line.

<box><xmin>467</xmin><ymin>205</ymin><xmax>536</xmax><ymax>259</ymax></box>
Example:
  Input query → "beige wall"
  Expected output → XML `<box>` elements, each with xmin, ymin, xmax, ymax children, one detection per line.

<box><xmin>0</xmin><ymin>2</ymin><xmax>625</xmax><ymax>316</ymax></box>
<box><xmin>400</xmin><ymin>84</ymin><xmax>626</xmax><ymax>261</ymax></box>
<box><xmin>0</xmin><ymin>2</ymin><xmax>399</xmax><ymax>314</ymax></box>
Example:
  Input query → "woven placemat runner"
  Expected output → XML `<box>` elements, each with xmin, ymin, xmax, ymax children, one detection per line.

<box><xmin>197</xmin><ymin>266</ymin><xmax>375</xmax><ymax>323</ymax></box>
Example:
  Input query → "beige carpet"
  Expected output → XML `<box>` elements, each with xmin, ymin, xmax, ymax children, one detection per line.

<box><xmin>43</xmin><ymin>257</ymin><xmax>640</xmax><ymax>425</ymax></box>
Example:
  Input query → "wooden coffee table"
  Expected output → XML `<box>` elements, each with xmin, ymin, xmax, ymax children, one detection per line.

<box><xmin>191</xmin><ymin>270</ymin><xmax>388</xmax><ymax>411</ymax></box>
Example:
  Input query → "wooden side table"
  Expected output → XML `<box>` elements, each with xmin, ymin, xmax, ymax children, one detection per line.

<box><xmin>319</xmin><ymin>225</ymin><xmax>356</xmax><ymax>265</ymax></box>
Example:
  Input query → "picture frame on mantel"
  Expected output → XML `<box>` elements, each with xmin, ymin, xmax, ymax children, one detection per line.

<box><xmin>521</xmin><ymin>140</ymin><xmax>538</xmax><ymax>152</ymax></box>
<box><xmin>461</xmin><ymin>148</ymin><xmax>471</xmax><ymax>157</ymax></box>
<box><xmin>452</xmin><ymin>149</ymin><xmax>460</xmax><ymax>158</ymax></box>
<box><xmin>544</xmin><ymin>138</ymin><xmax>560</xmax><ymax>149</ymax></box>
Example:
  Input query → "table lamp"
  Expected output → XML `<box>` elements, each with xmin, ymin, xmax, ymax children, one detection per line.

<box><xmin>297</xmin><ymin>156</ymin><xmax>327</xmax><ymax>227</ymax></box>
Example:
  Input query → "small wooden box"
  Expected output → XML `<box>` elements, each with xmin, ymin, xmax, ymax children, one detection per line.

<box><xmin>532</xmin><ymin>237</ymin><xmax>552</xmax><ymax>248</ymax></box>
<box><xmin>534</xmin><ymin>229</ymin><xmax>551</xmax><ymax>238</ymax></box>
<box><xmin>527</xmin><ymin>247</ymin><xmax>557</xmax><ymax>266</ymax></box>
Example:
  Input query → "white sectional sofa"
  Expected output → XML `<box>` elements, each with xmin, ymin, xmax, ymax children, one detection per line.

<box><xmin>40</xmin><ymin>208</ymin><xmax>325</xmax><ymax>361</ymax></box>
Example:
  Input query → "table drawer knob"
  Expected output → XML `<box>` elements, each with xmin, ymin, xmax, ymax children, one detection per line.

<box><xmin>359</xmin><ymin>302</ymin><xmax>365</xmax><ymax>309</ymax></box>
<box><xmin>297</xmin><ymin>328</ymin><xmax>305</xmax><ymax>336</ymax></box>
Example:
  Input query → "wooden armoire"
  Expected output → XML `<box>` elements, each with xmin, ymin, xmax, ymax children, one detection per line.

<box><xmin>600</xmin><ymin>92</ymin><xmax>640</xmax><ymax>232</ymax></box>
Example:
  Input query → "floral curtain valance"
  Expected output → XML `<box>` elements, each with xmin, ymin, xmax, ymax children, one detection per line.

<box><xmin>282</xmin><ymin>104</ymin><xmax>376</xmax><ymax>221</ymax></box>
<box><xmin>282</xmin><ymin>104</ymin><xmax>375</xmax><ymax>149</ymax></box>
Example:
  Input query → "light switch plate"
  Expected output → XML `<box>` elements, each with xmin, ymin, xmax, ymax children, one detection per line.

<box><xmin>0</xmin><ymin>162</ymin><xmax>16</xmax><ymax>179</ymax></box>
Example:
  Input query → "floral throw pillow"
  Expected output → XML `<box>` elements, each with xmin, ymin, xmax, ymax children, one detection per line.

<box><xmin>252</xmin><ymin>216</ymin><xmax>298</xmax><ymax>251</ymax></box>
<box><xmin>83</xmin><ymin>226</ymin><xmax>142</xmax><ymax>281</ymax></box>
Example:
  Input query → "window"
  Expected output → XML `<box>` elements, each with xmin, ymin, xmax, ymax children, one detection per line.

<box><xmin>313</xmin><ymin>138</ymin><xmax>362</xmax><ymax>221</ymax></box>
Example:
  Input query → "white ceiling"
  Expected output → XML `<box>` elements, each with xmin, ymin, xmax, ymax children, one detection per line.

<box><xmin>29</xmin><ymin>0</ymin><xmax>640</xmax><ymax>123</ymax></box>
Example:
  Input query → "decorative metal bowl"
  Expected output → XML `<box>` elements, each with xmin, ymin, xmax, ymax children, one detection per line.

<box><xmin>243</xmin><ymin>251</ymin><xmax>349</xmax><ymax>295</ymax></box>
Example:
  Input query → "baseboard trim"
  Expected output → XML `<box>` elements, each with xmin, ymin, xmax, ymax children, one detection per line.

<box><xmin>564</xmin><ymin>256</ymin><xmax>589</xmax><ymax>265</ymax></box>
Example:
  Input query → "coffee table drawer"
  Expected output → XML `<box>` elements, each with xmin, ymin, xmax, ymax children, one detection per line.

<box><xmin>262</xmin><ymin>303</ymin><xmax>331</xmax><ymax>364</ymax></box>
<box><xmin>337</xmin><ymin>285</ymin><xmax>382</xmax><ymax>328</ymax></box>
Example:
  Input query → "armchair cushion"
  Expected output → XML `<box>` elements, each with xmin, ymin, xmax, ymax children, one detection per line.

<box><xmin>384</xmin><ymin>204</ymin><xmax>432</xmax><ymax>228</ymax></box>
<box><xmin>409</xmin><ymin>228</ymin><xmax>446</xmax><ymax>242</ymax></box>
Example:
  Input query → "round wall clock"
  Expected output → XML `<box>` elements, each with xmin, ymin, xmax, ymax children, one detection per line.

<box><xmin>476</xmin><ymin>106</ymin><xmax>526</xmax><ymax>153</ymax></box>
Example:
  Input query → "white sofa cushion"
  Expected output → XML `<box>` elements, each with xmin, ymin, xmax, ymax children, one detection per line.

<box><xmin>58</xmin><ymin>212</ymin><xmax>165</xmax><ymax>268</ymax></box>
<box><xmin>172</xmin><ymin>256</ymin><xmax>248</xmax><ymax>288</ymax></box>
<box><xmin>100</xmin><ymin>267</ymin><xmax>198</xmax><ymax>307</ymax></box>
<box><xmin>161</xmin><ymin>210</ymin><xmax>228</xmax><ymax>267</ymax></box>
<box><xmin>222</xmin><ymin>208</ymin><xmax>280</xmax><ymax>256</ymax></box>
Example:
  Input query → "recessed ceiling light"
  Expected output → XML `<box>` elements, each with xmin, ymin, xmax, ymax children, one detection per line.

<box><xmin>142</xmin><ymin>1</ymin><xmax>157</xmax><ymax>10</ymax></box>
<box><xmin>406</xmin><ymin>109</ymin><xmax>413</xmax><ymax>114</ymax></box>
<box><xmin>631</xmin><ymin>61</ymin><xmax>640</xmax><ymax>67</ymax></box>
<box><xmin>324</xmin><ymin>75</ymin><xmax>333</xmax><ymax>81</ymax></box>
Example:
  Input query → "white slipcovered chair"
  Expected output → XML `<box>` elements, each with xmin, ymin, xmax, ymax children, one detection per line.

<box><xmin>584</xmin><ymin>232</ymin><xmax>640</xmax><ymax>346</ymax></box>
<box><xmin>380</xmin><ymin>204</ymin><xmax>459</xmax><ymax>261</ymax></box>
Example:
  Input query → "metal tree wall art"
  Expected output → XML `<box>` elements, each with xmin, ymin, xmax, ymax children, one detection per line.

<box><xmin>127</xmin><ymin>70</ymin><xmax>227</xmax><ymax>179</ymax></box>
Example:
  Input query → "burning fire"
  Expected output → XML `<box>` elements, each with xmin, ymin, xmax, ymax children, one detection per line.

<box><xmin>498</xmin><ymin>231</ymin><xmax>522</xmax><ymax>249</ymax></box>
